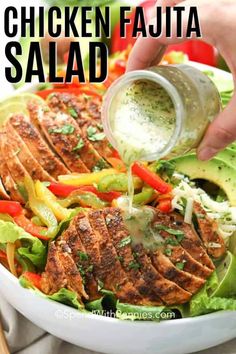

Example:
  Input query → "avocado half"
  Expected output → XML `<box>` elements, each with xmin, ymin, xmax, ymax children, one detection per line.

<box><xmin>14</xmin><ymin>7</ymin><xmax>98</xmax><ymax>89</ymax></box>
<box><xmin>171</xmin><ymin>146</ymin><xmax>236</xmax><ymax>206</ymax></box>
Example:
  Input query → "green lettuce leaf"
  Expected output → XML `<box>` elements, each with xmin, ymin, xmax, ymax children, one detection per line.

<box><xmin>20</xmin><ymin>275</ymin><xmax>84</xmax><ymax>310</ymax></box>
<box><xmin>190</xmin><ymin>272</ymin><xmax>236</xmax><ymax>317</ymax></box>
<box><xmin>0</xmin><ymin>220</ymin><xmax>46</xmax><ymax>268</ymax></box>
<box><xmin>48</xmin><ymin>288</ymin><xmax>84</xmax><ymax>310</ymax></box>
<box><xmin>116</xmin><ymin>302</ymin><xmax>171</xmax><ymax>322</ymax></box>
<box><xmin>85</xmin><ymin>298</ymin><xmax>104</xmax><ymax>312</ymax></box>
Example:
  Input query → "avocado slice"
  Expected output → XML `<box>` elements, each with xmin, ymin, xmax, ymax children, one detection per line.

<box><xmin>171</xmin><ymin>153</ymin><xmax>236</xmax><ymax>206</ymax></box>
<box><xmin>216</xmin><ymin>147</ymin><xmax>236</xmax><ymax>166</ymax></box>
<box><xmin>14</xmin><ymin>7</ymin><xmax>98</xmax><ymax>89</ymax></box>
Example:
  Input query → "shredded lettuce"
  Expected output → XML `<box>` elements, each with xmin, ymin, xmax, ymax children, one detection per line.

<box><xmin>0</xmin><ymin>220</ymin><xmax>46</xmax><ymax>269</ymax></box>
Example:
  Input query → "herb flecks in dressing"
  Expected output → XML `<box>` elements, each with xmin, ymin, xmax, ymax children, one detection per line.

<box><xmin>110</xmin><ymin>79</ymin><xmax>176</xmax><ymax>166</ymax></box>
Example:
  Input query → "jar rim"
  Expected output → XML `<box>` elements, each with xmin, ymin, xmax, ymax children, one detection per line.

<box><xmin>101</xmin><ymin>66</ymin><xmax>185</xmax><ymax>161</ymax></box>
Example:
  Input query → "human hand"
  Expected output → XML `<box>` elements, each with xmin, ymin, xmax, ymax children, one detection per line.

<box><xmin>127</xmin><ymin>0</ymin><xmax>236</xmax><ymax>160</ymax></box>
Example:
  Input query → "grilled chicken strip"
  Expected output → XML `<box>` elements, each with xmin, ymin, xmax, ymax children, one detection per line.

<box><xmin>154</xmin><ymin>212</ymin><xmax>215</xmax><ymax>270</ymax></box>
<box><xmin>132</xmin><ymin>243</ymin><xmax>191</xmax><ymax>305</ymax></box>
<box><xmin>5</xmin><ymin>121</ymin><xmax>54</xmax><ymax>182</ymax></box>
<box><xmin>28</xmin><ymin>103</ymin><xmax>108</xmax><ymax>173</ymax></box>
<box><xmin>152</xmin><ymin>224</ymin><xmax>213</xmax><ymax>279</ymax></box>
<box><xmin>151</xmin><ymin>251</ymin><xmax>205</xmax><ymax>295</ymax></box>
<box><xmin>0</xmin><ymin>129</ymin><xmax>30</xmax><ymax>201</ymax></box>
<box><xmin>193</xmin><ymin>202</ymin><xmax>226</xmax><ymax>259</ymax></box>
<box><xmin>47</xmin><ymin>92</ymin><xmax>113</xmax><ymax>159</ymax></box>
<box><xmin>29</xmin><ymin>104</ymin><xmax>89</xmax><ymax>173</ymax></box>
<box><xmin>9</xmin><ymin>114</ymin><xmax>69</xmax><ymax>179</ymax></box>
<box><xmin>103</xmin><ymin>208</ymin><xmax>163</xmax><ymax>305</ymax></box>
<box><xmin>77</xmin><ymin>210</ymin><xmax>142</xmax><ymax>305</ymax></box>
<box><xmin>0</xmin><ymin>151</ymin><xmax>24</xmax><ymax>203</ymax></box>
<box><xmin>41</xmin><ymin>242</ymin><xmax>88</xmax><ymax>303</ymax></box>
<box><xmin>60</xmin><ymin>221</ymin><xmax>100</xmax><ymax>301</ymax></box>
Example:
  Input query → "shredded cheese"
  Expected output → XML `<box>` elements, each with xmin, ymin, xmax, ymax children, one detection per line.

<box><xmin>172</xmin><ymin>175</ymin><xmax>236</xmax><ymax>240</ymax></box>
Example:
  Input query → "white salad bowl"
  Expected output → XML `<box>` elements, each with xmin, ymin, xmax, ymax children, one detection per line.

<box><xmin>0</xmin><ymin>62</ymin><xmax>235</xmax><ymax>354</ymax></box>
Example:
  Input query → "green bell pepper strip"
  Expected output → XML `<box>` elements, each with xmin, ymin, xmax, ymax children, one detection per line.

<box><xmin>58</xmin><ymin>191</ymin><xmax>108</xmax><ymax>209</ymax></box>
<box><xmin>133</xmin><ymin>187</ymin><xmax>155</xmax><ymax>206</ymax></box>
<box><xmin>97</xmin><ymin>174</ymin><xmax>143</xmax><ymax>193</ymax></box>
<box><xmin>24</xmin><ymin>176</ymin><xmax>58</xmax><ymax>238</ymax></box>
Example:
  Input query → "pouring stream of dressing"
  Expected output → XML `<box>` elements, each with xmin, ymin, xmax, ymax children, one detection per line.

<box><xmin>110</xmin><ymin>79</ymin><xmax>176</xmax><ymax>211</ymax></box>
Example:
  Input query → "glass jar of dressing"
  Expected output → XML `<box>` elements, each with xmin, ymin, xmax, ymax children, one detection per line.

<box><xmin>101</xmin><ymin>65</ymin><xmax>221</xmax><ymax>164</ymax></box>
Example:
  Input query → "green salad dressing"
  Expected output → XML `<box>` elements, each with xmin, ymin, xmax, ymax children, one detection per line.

<box><xmin>110</xmin><ymin>79</ymin><xmax>176</xmax><ymax>166</ymax></box>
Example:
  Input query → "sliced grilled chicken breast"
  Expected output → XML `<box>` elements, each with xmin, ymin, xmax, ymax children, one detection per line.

<box><xmin>153</xmin><ymin>212</ymin><xmax>215</xmax><ymax>270</ymax></box>
<box><xmin>5</xmin><ymin>121</ymin><xmax>54</xmax><ymax>182</ymax></box>
<box><xmin>193</xmin><ymin>202</ymin><xmax>226</xmax><ymax>258</ymax></box>
<box><xmin>60</xmin><ymin>222</ymin><xmax>100</xmax><ymax>301</ymax></box>
<box><xmin>9</xmin><ymin>114</ymin><xmax>69</xmax><ymax>179</ymax></box>
<box><xmin>41</xmin><ymin>207</ymin><xmax>217</xmax><ymax>306</ymax></box>
<box><xmin>0</xmin><ymin>150</ymin><xmax>24</xmax><ymax>203</ymax></box>
<box><xmin>41</xmin><ymin>242</ymin><xmax>87</xmax><ymax>303</ymax></box>
<box><xmin>28</xmin><ymin>103</ymin><xmax>108</xmax><ymax>173</ymax></box>
<box><xmin>0</xmin><ymin>129</ymin><xmax>30</xmax><ymax>200</ymax></box>
<box><xmin>78</xmin><ymin>210</ymin><xmax>142</xmax><ymax>305</ymax></box>
<box><xmin>47</xmin><ymin>93</ymin><xmax>113</xmax><ymax>159</ymax></box>
<box><xmin>151</xmin><ymin>251</ymin><xmax>205</xmax><ymax>294</ymax></box>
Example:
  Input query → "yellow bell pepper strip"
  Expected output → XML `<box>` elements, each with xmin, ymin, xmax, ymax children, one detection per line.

<box><xmin>58</xmin><ymin>190</ymin><xmax>108</xmax><ymax>209</ymax></box>
<box><xmin>133</xmin><ymin>187</ymin><xmax>156</xmax><ymax>206</ymax></box>
<box><xmin>35</xmin><ymin>181</ymin><xmax>72</xmax><ymax>221</ymax></box>
<box><xmin>58</xmin><ymin>169</ymin><xmax>119</xmax><ymax>186</ymax></box>
<box><xmin>106</xmin><ymin>157</ymin><xmax>126</xmax><ymax>172</ymax></box>
<box><xmin>24</xmin><ymin>176</ymin><xmax>58</xmax><ymax>238</ymax></box>
<box><xmin>97</xmin><ymin>173</ymin><xmax>143</xmax><ymax>193</ymax></box>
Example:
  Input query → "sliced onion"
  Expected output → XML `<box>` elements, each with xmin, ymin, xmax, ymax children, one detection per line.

<box><xmin>6</xmin><ymin>242</ymin><xmax>17</xmax><ymax>277</ymax></box>
<box><xmin>184</xmin><ymin>197</ymin><xmax>194</xmax><ymax>224</ymax></box>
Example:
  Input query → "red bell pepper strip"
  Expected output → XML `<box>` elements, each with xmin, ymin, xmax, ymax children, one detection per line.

<box><xmin>0</xmin><ymin>250</ymin><xmax>7</xmax><ymax>259</ymax></box>
<box><xmin>47</xmin><ymin>182</ymin><xmax>80</xmax><ymax>198</ymax></box>
<box><xmin>132</xmin><ymin>162</ymin><xmax>172</xmax><ymax>194</ymax></box>
<box><xmin>13</xmin><ymin>214</ymin><xmax>50</xmax><ymax>241</ymax></box>
<box><xmin>113</xmin><ymin>60</ymin><xmax>126</xmax><ymax>75</ymax></box>
<box><xmin>22</xmin><ymin>271</ymin><xmax>42</xmax><ymax>290</ymax></box>
<box><xmin>0</xmin><ymin>201</ymin><xmax>23</xmax><ymax>217</ymax></box>
<box><xmin>111</xmin><ymin>149</ymin><xmax>121</xmax><ymax>159</ymax></box>
<box><xmin>158</xmin><ymin>198</ymin><xmax>172</xmax><ymax>213</ymax></box>
<box><xmin>36</xmin><ymin>88</ymin><xmax>102</xmax><ymax>100</ymax></box>
<box><xmin>47</xmin><ymin>182</ymin><xmax>122</xmax><ymax>202</ymax></box>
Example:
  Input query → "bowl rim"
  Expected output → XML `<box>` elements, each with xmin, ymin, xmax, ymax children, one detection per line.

<box><xmin>1</xmin><ymin>256</ymin><xmax>234</xmax><ymax>327</ymax></box>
